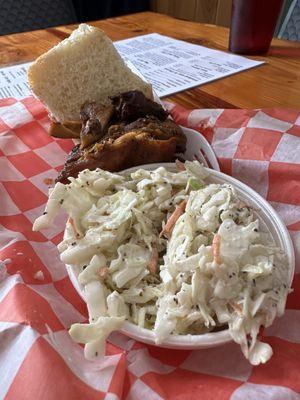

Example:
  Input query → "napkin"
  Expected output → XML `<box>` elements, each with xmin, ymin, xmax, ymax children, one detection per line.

<box><xmin>0</xmin><ymin>96</ymin><xmax>299</xmax><ymax>400</ymax></box>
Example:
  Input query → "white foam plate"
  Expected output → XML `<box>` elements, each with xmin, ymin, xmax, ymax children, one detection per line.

<box><xmin>67</xmin><ymin>163</ymin><xmax>295</xmax><ymax>350</ymax></box>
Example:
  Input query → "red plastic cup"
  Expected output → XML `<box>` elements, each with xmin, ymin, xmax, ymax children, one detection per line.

<box><xmin>229</xmin><ymin>0</ymin><xmax>284</xmax><ymax>55</ymax></box>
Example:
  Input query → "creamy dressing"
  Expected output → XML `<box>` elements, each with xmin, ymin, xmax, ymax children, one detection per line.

<box><xmin>33</xmin><ymin>162</ymin><xmax>289</xmax><ymax>364</ymax></box>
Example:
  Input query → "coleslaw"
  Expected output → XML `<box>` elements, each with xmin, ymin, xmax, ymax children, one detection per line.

<box><xmin>33</xmin><ymin>161</ymin><xmax>289</xmax><ymax>364</ymax></box>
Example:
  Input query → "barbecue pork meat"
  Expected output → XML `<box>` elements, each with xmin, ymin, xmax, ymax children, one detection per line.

<box><xmin>55</xmin><ymin>91</ymin><xmax>186</xmax><ymax>183</ymax></box>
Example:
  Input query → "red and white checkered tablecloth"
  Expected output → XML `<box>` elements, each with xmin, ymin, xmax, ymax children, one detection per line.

<box><xmin>0</xmin><ymin>96</ymin><xmax>300</xmax><ymax>400</ymax></box>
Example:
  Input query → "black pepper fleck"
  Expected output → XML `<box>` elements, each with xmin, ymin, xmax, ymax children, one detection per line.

<box><xmin>71</xmin><ymin>242</ymin><xmax>76</xmax><ymax>246</ymax></box>
<box><xmin>59</xmin><ymin>199</ymin><xmax>64</xmax><ymax>205</ymax></box>
<box><xmin>43</xmin><ymin>211</ymin><xmax>47</xmax><ymax>215</ymax></box>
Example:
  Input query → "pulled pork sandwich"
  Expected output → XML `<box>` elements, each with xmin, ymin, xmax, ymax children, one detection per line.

<box><xmin>28</xmin><ymin>25</ymin><xmax>186</xmax><ymax>182</ymax></box>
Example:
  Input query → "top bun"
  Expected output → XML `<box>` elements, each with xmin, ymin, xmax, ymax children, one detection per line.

<box><xmin>28</xmin><ymin>24</ymin><xmax>153</xmax><ymax>122</ymax></box>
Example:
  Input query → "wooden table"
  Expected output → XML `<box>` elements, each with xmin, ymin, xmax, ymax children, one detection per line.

<box><xmin>1</xmin><ymin>11</ymin><xmax>300</xmax><ymax>109</ymax></box>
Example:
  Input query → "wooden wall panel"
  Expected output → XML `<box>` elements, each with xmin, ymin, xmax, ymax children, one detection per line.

<box><xmin>150</xmin><ymin>0</ymin><xmax>198</xmax><ymax>22</ymax></box>
<box><xmin>194</xmin><ymin>0</ymin><xmax>218</xmax><ymax>23</ymax></box>
<box><xmin>215</xmin><ymin>0</ymin><xmax>232</xmax><ymax>27</ymax></box>
<box><xmin>150</xmin><ymin>0</ymin><xmax>232</xmax><ymax>27</ymax></box>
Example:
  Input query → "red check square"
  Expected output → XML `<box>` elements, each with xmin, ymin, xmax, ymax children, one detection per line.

<box><xmin>7</xmin><ymin>151</ymin><xmax>51</xmax><ymax>178</ymax></box>
<box><xmin>215</xmin><ymin>109</ymin><xmax>256</xmax><ymax>128</ymax></box>
<box><xmin>147</xmin><ymin>345</ymin><xmax>191</xmax><ymax>367</ymax></box>
<box><xmin>0</xmin><ymin>214</ymin><xmax>46</xmax><ymax>242</ymax></box>
<box><xmin>55</xmin><ymin>138</ymin><xmax>76</xmax><ymax>154</ymax></box>
<box><xmin>54</xmin><ymin>277</ymin><xmax>87</xmax><ymax>316</ymax></box>
<box><xmin>51</xmin><ymin>231</ymin><xmax>64</xmax><ymax>245</ymax></box>
<box><xmin>263</xmin><ymin>108</ymin><xmax>300</xmax><ymax>124</ymax></box>
<box><xmin>0</xmin><ymin>183</ymin><xmax>21</xmax><ymax>215</ymax></box>
<box><xmin>5</xmin><ymin>337</ymin><xmax>105</xmax><ymax>400</ymax></box>
<box><xmin>267</xmin><ymin>162</ymin><xmax>300</xmax><ymax>205</ymax></box>
<box><xmin>234</xmin><ymin>128</ymin><xmax>282</xmax><ymax>161</ymax></box>
<box><xmin>14</xmin><ymin>121</ymin><xmax>53</xmax><ymax>150</ymax></box>
<box><xmin>107</xmin><ymin>354</ymin><xmax>127</xmax><ymax>397</ymax></box>
<box><xmin>170</xmin><ymin>104</ymin><xmax>192</xmax><ymax>127</ymax></box>
<box><xmin>21</xmin><ymin>96</ymin><xmax>48</xmax><ymax>120</ymax></box>
<box><xmin>1</xmin><ymin>240</ymin><xmax>52</xmax><ymax>284</ymax></box>
<box><xmin>3</xmin><ymin>180</ymin><xmax>48</xmax><ymax>212</ymax></box>
<box><xmin>0</xmin><ymin>285</ymin><xmax>65</xmax><ymax>334</ymax></box>
<box><xmin>142</xmin><ymin>368</ymin><xmax>242</xmax><ymax>400</ymax></box>
<box><xmin>219</xmin><ymin>158</ymin><xmax>233</xmax><ymax>176</ymax></box>
<box><xmin>287</xmin><ymin>124</ymin><xmax>300</xmax><ymax>138</ymax></box>
<box><xmin>0</xmin><ymin>98</ymin><xmax>18</xmax><ymax>107</ymax></box>
<box><xmin>249</xmin><ymin>337</ymin><xmax>300</xmax><ymax>394</ymax></box>
<box><xmin>0</xmin><ymin>117</ymin><xmax>10</xmax><ymax>134</ymax></box>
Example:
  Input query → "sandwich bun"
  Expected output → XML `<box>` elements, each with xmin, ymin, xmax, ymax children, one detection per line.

<box><xmin>28</xmin><ymin>24</ymin><xmax>153</xmax><ymax>122</ymax></box>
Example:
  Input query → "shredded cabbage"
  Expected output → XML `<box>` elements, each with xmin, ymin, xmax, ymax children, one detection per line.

<box><xmin>33</xmin><ymin>161</ymin><xmax>289</xmax><ymax>364</ymax></box>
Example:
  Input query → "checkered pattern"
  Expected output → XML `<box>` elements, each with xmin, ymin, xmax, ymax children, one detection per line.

<box><xmin>1</xmin><ymin>96</ymin><xmax>300</xmax><ymax>400</ymax></box>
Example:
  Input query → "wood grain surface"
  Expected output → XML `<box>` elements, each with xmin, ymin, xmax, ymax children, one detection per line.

<box><xmin>151</xmin><ymin>0</ymin><xmax>220</xmax><ymax>24</ymax></box>
<box><xmin>1</xmin><ymin>11</ymin><xmax>300</xmax><ymax>109</ymax></box>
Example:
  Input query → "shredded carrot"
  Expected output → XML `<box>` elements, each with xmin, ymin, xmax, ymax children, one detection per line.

<box><xmin>229</xmin><ymin>300</ymin><xmax>243</xmax><ymax>314</ymax></box>
<box><xmin>99</xmin><ymin>267</ymin><xmax>108</xmax><ymax>279</ymax></box>
<box><xmin>68</xmin><ymin>217</ymin><xmax>83</xmax><ymax>239</ymax></box>
<box><xmin>160</xmin><ymin>200</ymin><xmax>187</xmax><ymax>238</ymax></box>
<box><xmin>212</xmin><ymin>234</ymin><xmax>221</xmax><ymax>264</ymax></box>
<box><xmin>175</xmin><ymin>159</ymin><xmax>186</xmax><ymax>171</ymax></box>
<box><xmin>147</xmin><ymin>245</ymin><xmax>158</xmax><ymax>274</ymax></box>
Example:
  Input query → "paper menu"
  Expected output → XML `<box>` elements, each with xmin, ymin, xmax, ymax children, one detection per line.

<box><xmin>114</xmin><ymin>33</ymin><xmax>264</xmax><ymax>97</ymax></box>
<box><xmin>0</xmin><ymin>62</ymin><xmax>32</xmax><ymax>99</ymax></box>
<box><xmin>0</xmin><ymin>33</ymin><xmax>264</xmax><ymax>99</ymax></box>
